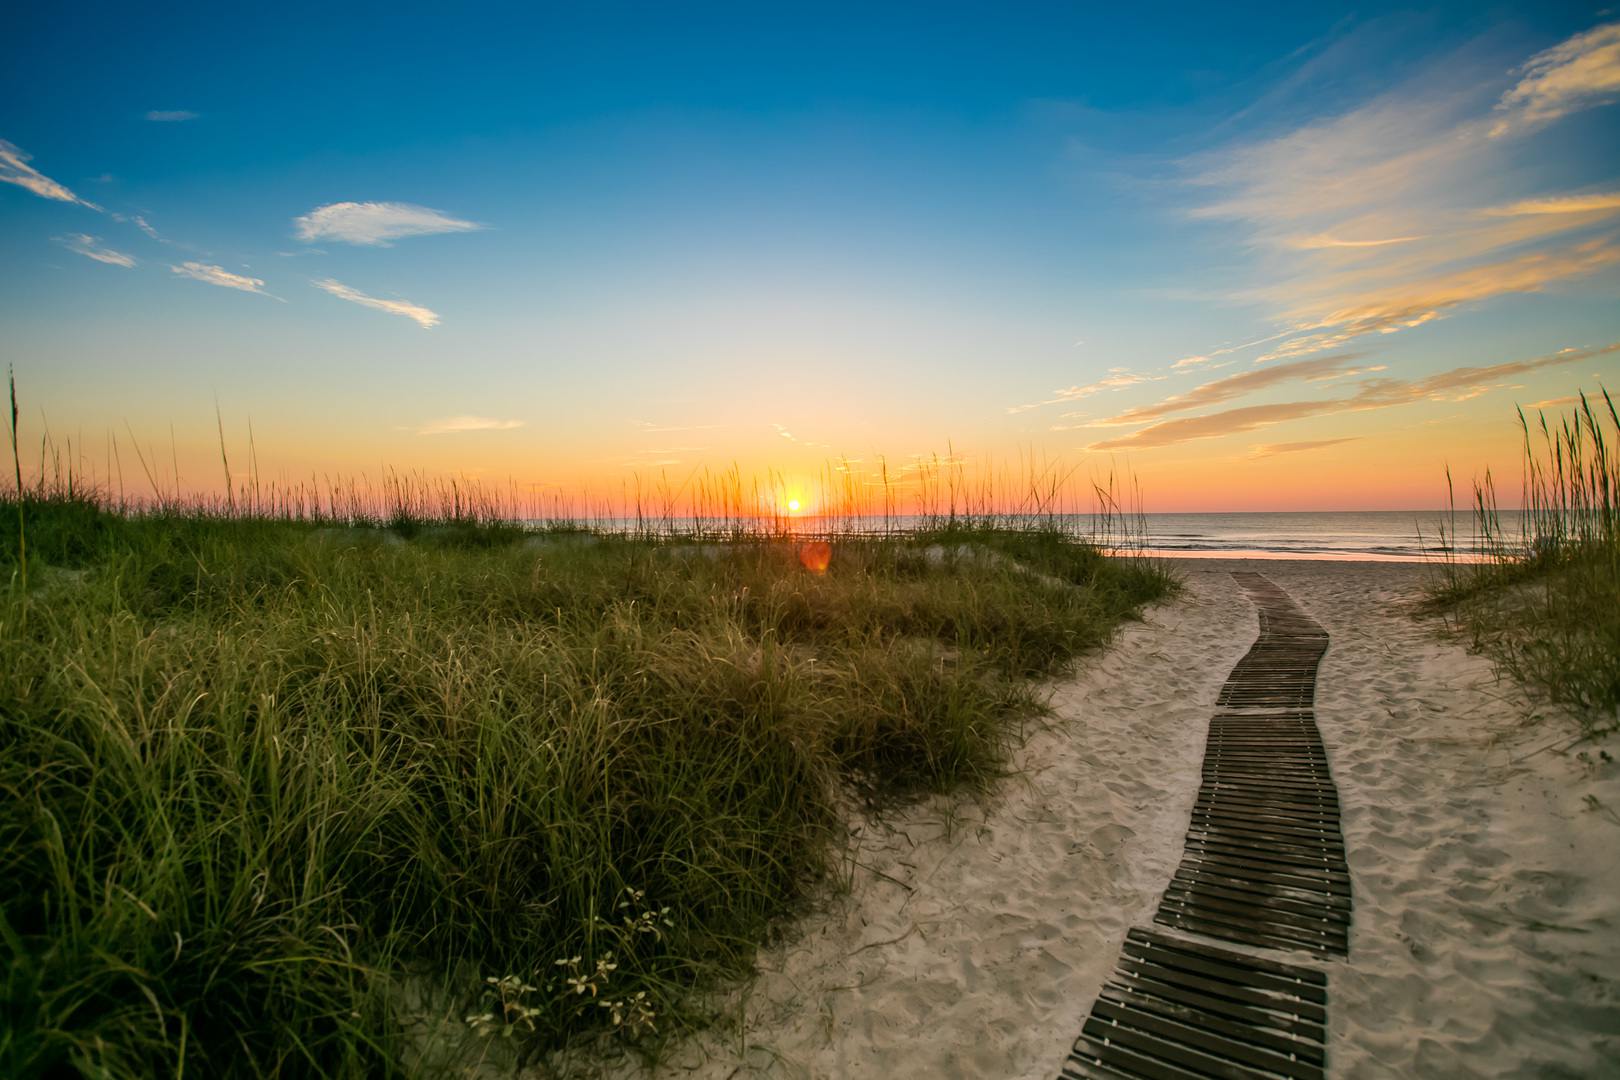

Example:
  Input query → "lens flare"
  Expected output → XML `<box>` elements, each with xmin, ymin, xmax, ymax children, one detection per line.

<box><xmin>797</xmin><ymin>540</ymin><xmax>831</xmax><ymax>573</ymax></box>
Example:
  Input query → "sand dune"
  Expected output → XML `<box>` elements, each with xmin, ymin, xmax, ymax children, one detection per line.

<box><xmin>606</xmin><ymin>559</ymin><xmax>1620</xmax><ymax>1078</ymax></box>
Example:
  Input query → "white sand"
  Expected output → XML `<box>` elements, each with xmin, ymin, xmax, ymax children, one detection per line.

<box><xmin>605</xmin><ymin>559</ymin><xmax>1620</xmax><ymax>1078</ymax></box>
<box><xmin>1244</xmin><ymin>559</ymin><xmax>1620</xmax><ymax>1078</ymax></box>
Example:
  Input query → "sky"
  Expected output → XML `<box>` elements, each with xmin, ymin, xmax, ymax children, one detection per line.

<box><xmin>3</xmin><ymin>1</ymin><xmax>1619</xmax><ymax>513</ymax></box>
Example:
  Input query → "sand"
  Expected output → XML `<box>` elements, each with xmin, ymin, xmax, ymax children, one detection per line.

<box><xmin>602</xmin><ymin>558</ymin><xmax>1620</xmax><ymax>1078</ymax></box>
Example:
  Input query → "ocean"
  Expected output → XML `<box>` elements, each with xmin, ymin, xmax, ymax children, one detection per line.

<box><xmin>577</xmin><ymin>509</ymin><xmax>1521</xmax><ymax>562</ymax></box>
<box><xmin>1113</xmin><ymin>509</ymin><xmax>1521</xmax><ymax>562</ymax></box>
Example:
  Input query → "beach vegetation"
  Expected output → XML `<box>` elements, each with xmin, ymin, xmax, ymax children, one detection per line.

<box><xmin>1428</xmin><ymin>390</ymin><xmax>1620</xmax><ymax>737</ymax></box>
<box><xmin>0</xmin><ymin>428</ymin><xmax>1171</xmax><ymax>1076</ymax></box>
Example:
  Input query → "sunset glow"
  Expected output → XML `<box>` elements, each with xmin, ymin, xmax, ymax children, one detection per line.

<box><xmin>3</xmin><ymin>5</ymin><xmax>1617</xmax><ymax>512</ymax></box>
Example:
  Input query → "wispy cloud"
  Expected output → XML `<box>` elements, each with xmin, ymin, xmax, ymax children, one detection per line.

<box><xmin>145</xmin><ymin>110</ymin><xmax>198</xmax><ymax>122</ymax></box>
<box><xmin>132</xmin><ymin>214</ymin><xmax>162</xmax><ymax>240</ymax></box>
<box><xmin>1167</xmin><ymin>330</ymin><xmax>1299</xmax><ymax>372</ymax></box>
<box><xmin>1183</xmin><ymin>21</ymin><xmax>1620</xmax><ymax>365</ymax></box>
<box><xmin>1088</xmin><ymin>342</ymin><xmax>1619</xmax><ymax>450</ymax></box>
<box><xmin>1097</xmin><ymin>353</ymin><xmax>1368</xmax><ymax>427</ymax></box>
<box><xmin>1287</xmin><ymin>233</ymin><xmax>1425</xmax><ymax>249</ymax></box>
<box><xmin>633</xmin><ymin>419</ymin><xmax>719</xmax><ymax>433</ymax></box>
<box><xmin>57</xmin><ymin>234</ymin><xmax>135</xmax><ymax>267</ymax></box>
<box><xmin>0</xmin><ymin>139</ymin><xmax>99</xmax><ymax>209</ymax></box>
<box><xmin>1490</xmin><ymin>21</ymin><xmax>1620</xmax><ymax>137</ymax></box>
<box><xmin>1091</xmin><ymin>402</ymin><xmax>1336</xmax><ymax>449</ymax></box>
<box><xmin>771</xmin><ymin>423</ymin><xmax>829</xmax><ymax>448</ymax></box>
<box><xmin>1250</xmin><ymin>438</ymin><xmax>1360</xmax><ymax>458</ymax></box>
<box><xmin>417</xmin><ymin>415</ymin><xmax>524</xmax><ymax>436</ymax></box>
<box><xmin>1482</xmin><ymin>191</ymin><xmax>1620</xmax><ymax>216</ymax></box>
<box><xmin>1007</xmin><ymin>368</ymin><xmax>1163</xmax><ymax>414</ymax></box>
<box><xmin>171</xmin><ymin>261</ymin><xmax>272</xmax><ymax>296</ymax></box>
<box><xmin>1257</xmin><ymin>237</ymin><xmax>1620</xmax><ymax>362</ymax></box>
<box><xmin>313</xmin><ymin>278</ymin><xmax>440</xmax><ymax>328</ymax></box>
<box><xmin>294</xmin><ymin>201</ymin><xmax>481</xmax><ymax>246</ymax></box>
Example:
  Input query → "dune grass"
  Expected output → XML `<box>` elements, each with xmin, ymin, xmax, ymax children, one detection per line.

<box><xmin>1427</xmin><ymin>391</ymin><xmax>1620</xmax><ymax>737</ymax></box>
<box><xmin>0</xmin><ymin>481</ymin><xmax>1172</xmax><ymax>1078</ymax></box>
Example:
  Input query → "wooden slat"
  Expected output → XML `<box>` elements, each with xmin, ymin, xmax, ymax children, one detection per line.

<box><xmin>1171</xmin><ymin>866</ymin><xmax>1352</xmax><ymax>911</ymax></box>
<box><xmin>1095</xmin><ymin>986</ymin><xmax>1325</xmax><ymax>1064</ymax></box>
<box><xmin>1089</xmin><ymin>1001</ymin><xmax>1326</xmax><ymax>1080</ymax></box>
<box><xmin>1122</xmin><ymin>929</ymin><xmax>1327</xmax><ymax>994</ymax></box>
<box><xmin>1057</xmin><ymin>574</ymin><xmax>1349</xmax><ymax>1076</ymax></box>
<box><xmin>1163</xmin><ymin>879</ymin><xmax>1348</xmax><ymax>923</ymax></box>
<box><xmin>1153</xmin><ymin>912</ymin><xmax>1345</xmax><ymax>956</ymax></box>
<box><xmin>1063</xmin><ymin>930</ymin><xmax>1330</xmax><ymax>1079</ymax></box>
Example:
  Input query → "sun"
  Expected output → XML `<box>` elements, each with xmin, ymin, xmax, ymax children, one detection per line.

<box><xmin>787</xmin><ymin>499</ymin><xmax>801</xmax><ymax>513</ymax></box>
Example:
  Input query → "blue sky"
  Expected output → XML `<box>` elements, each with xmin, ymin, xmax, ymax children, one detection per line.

<box><xmin>3</xmin><ymin>2</ymin><xmax>1618</xmax><ymax>510</ymax></box>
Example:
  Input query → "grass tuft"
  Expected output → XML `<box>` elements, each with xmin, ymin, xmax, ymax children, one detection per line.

<box><xmin>0</xmin><ymin>483</ymin><xmax>1172</xmax><ymax>1077</ymax></box>
<box><xmin>1427</xmin><ymin>390</ymin><xmax>1620</xmax><ymax>736</ymax></box>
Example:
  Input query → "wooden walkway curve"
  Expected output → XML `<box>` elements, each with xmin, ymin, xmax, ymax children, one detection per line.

<box><xmin>1060</xmin><ymin>572</ymin><xmax>1351</xmax><ymax>1080</ymax></box>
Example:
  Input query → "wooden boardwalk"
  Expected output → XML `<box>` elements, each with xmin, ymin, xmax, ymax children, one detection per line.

<box><xmin>1061</xmin><ymin>572</ymin><xmax>1350</xmax><ymax>1079</ymax></box>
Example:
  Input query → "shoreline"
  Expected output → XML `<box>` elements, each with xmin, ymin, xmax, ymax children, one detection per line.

<box><xmin>1139</xmin><ymin>548</ymin><xmax>1447</xmax><ymax>563</ymax></box>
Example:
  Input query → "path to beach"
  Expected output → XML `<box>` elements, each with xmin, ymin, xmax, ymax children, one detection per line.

<box><xmin>618</xmin><ymin>560</ymin><xmax>1620</xmax><ymax>1079</ymax></box>
<box><xmin>1060</xmin><ymin>569</ymin><xmax>1347</xmax><ymax>1078</ymax></box>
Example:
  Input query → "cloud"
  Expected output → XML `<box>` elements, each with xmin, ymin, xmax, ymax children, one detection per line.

<box><xmin>633</xmin><ymin>420</ymin><xmax>719</xmax><ymax>433</ymax></box>
<box><xmin>1525</xmin><ymin>395</ymin><xmax>1580</xmax><ymax>409</ymax></box>
<box><xmin>171</xmin><ymin>261</ymin><xmax>271</xmax><ymax>295</ymax></box>
<box><xmin>1360</xmin><ymin>342</ymin><xmax>1619</xmax><ymax>405</ymax></box>
<box><xmin>1098</xmin><ymin>353</ymin><xmax>1367</xmax><ymax>427</ymax></box>
<box><xmin>1091</xmin><ymin>401</ymin><xmax>1335</xmax><ymax>449</ymax></box>
<box><xmin>1166</xmin><ymin>330</ymin><xmax>1299</xmax><ymax>372</ymax></box>
<box><xmin>57</xmin><ymin>234</ymin><xmax>135</xmax><ymax>267</ymax></box>
<box><xmin>1256</xmin><ymin>236</ymin><xmax>1620</xmax><ymax>362</ymax></box>
<box><xmin>770</xmin><ymin>422</ymin><xmax>829</xmax><ymax>448</ymax></box>
<box><xmin>1181</xmin><ymin>22</ymin><xmax>1620</xmax><ymax>366</ymax></box>
<box><xmin>1482</xmin><ymin>191</ymin><xmax>1620</xmax><ymax>216</ymax></box>
<box><xmin>0</xmin><ymin>139</ymin><xmax>99</xmax><ymax>209</ymax></box>
<box><xmin>1089</xmin><ymin>342</ymin><xmax>1619</xmax><ymax>450</ymax></box>
<box><xmin>294</xmin><ymin>201</ymin><xmax>481</xmax><ymax>246</ymax></box>
<box><xmin>313</xmin><ymin>278</ymin><xmax>440</xmax><ymax>328</ymax></box>
<box><xmin>1288</xmin><ymin>233</ymin><xmax>1425</xmax><ymax>249</ymax></box>
<box><xmin>417</xmin><ymin>416</ymin><xmax>524</xmax><ymax>436</ymax></box>
<box><xmin>1250</xmin><ymin>438</ymin><xmax>1360</xmax><ymax>458</ymax></box>
<box><xmin>132</xmin><ymin>214</ymin><xmax>161</xmax><ymax>240</ymax></box>
<box><xmin>1187</xmin><ymin>89</ymin><xmax>1476</xmax><ymax>230</ymax></box>
<box><xmin>1007</xmin><ymin>368</ymin><xmax>1164</xmax><ymax>414</ymax></box>
<box><xmin>145</xmin><ymin>110</ymin><xmax>198</xmax><ymax>122</ymax></box>
<box><xmin>1491</xmin><ymin>22</ymin><xmax>1620</xmax><ymax>137</ymax></box>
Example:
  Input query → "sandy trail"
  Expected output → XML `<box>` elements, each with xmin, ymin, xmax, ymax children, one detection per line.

<box><xmin>1232</xmin><ymin>559</ymin><xmax>1620</xmax><ymax>1078</ymax></box>
<box><xmin>606</xmin><ymin>559</ymin><xmax>1620</xmax><ymax>1078</ymax></box>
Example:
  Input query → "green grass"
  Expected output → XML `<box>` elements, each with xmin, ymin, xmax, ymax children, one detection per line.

<box><xmin>1427</xmin><ymin>390</ymin><xmax>1620</xmax><ymax>736</ymax></box>
<box><xmin>0</xmin><ymin>491</ymin><xmax>1173</xmax><ymax>1077</ymax></box>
